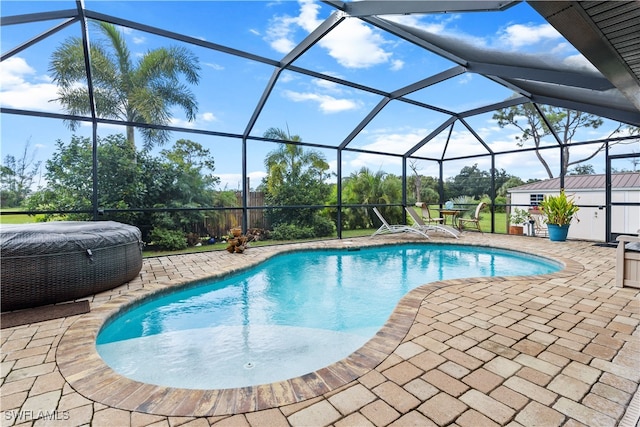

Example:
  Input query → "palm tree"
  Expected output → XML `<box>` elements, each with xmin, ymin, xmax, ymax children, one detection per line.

<box><xmin>262</xmin><ymin>127</ymin><xmax>328</xmax><ymax>193</ymax></box>
<box><xmin>262</xmin><ymin>127</ymin><xmax>330</xmax><ymax>229</ymax></box>
<box><xmin>50</xmin><ymin>21</ymin><xmax>201</xmax><ymax>150</ymax></box>
<box><xmin>342</xmin><ymin>167</ymin><xmax>403</xmax><ymax>226</ymax></box>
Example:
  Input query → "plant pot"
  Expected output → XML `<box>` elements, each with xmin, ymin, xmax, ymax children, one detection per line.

<box><xmin>509</xmin><ymin>225</ymin><xmax>524</xmax><ymax>235</ymax></box>
<box><xmin>547</xmin><ymin>224</ymin><xmax>570</xmax><ymax>242</ymax></box>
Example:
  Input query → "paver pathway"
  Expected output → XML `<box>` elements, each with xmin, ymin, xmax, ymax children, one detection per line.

<box><xmin>1</xmin><ymin>233</ymin><xmax>639</xmax><ymax>426</ymax></box>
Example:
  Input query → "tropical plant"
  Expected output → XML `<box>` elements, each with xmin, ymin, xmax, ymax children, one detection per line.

<box><xmin>450</xmin><ymin>195</ymin><xmax>475</xmax><ymax>218</ymax></box>
<box><xmin>510</xmin><ymin>208</ymin><xmax>530</xmax><ymax>225</ymax></box>
<box><xmin>539</xmin><ymin>190</ymin><xmax>580</xmax><ymax>226</ymax></box>
<box><xmin>49</xmin><ymin>21</ymin><xmax>201</xmax><ymax>150</ymax></box>
<box><xmin>340</xmin><ymin>167</ymin><xmax>404</xmax><ymax>227</ymax></box>
<box><xmin>262</xmin><ymin>127</ymin><xmax>333</xmax><ymax>236</ymax></box>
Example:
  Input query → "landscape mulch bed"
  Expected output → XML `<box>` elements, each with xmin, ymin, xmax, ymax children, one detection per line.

<box><xmin>1</xmin><ymin>300</ymin><xmax>90</xmax><ymax>329</ymax></box>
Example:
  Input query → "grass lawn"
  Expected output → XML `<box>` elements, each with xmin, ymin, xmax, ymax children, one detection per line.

<box><xmin>427</xmin><ymin>209</ymin><xmax>507</xmax><ymax>234</ymax></box>
<box><xmin>0</xmin><ymin>209</ymin><xmax>40</xmax><ymax>224</ymax></box>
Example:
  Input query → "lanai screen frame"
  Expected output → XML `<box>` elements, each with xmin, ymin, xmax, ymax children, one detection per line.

<box><xmin>2</xmin><ymin>0</ymin><xmax>639</xmax><ymax>239</ymax></box>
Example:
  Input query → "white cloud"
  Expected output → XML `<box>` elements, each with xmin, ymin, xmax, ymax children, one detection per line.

<box><xmin>279</xmin><ymin>71</ymin><xmax>298</xmax><ymax>83</ymax></box>
<box><xmin>458</xmin><ymin>73</ymin><xmax>473</xmax><ymax>85</ymax></box>
<box><xmin>312</xmin><ymin>78</ymin><xmax>342</xmax><ymax>92</ymax></box>
<box><xmin>265</xmin><ymin>4</ymin><xmax>303</xmax><ymax>54</ymax></box>
<box><xmin>132</xmin><ymin>36</ymin><xmax>146</xmax><ymax>45</ymax></box>
<box><xmin>346</xmin><ymin>129</ymin><xmax>428</xmax><ymax>170</ymax></box>
<box><xmin>320</xmin><ymin>18</ymin><xmax>392</xmax><ymax>68</ymax></box>
<box><xmin>265</xmin><ymin>0</ymin><xmax>394</xmax><ymax>69</ymax></box>
<box><xmin>296</xmin><ymin>0</ymin><xmax>322</xmax><ymax>32</ymax></box>
<box><xmin>205</xmin><ymin>62</ymin><xmax>225</xmax><ymax>71</ymax></box>
<box><xmin>498</xmin><ymin>23</ymin><xmax>562</xmax><ymax>49</ymax></box>
<box><xmin>200</xmin><ymin>112</ymin><xmax>218</xmax><ymax>122</ymax></box>
<box><xmin>169</xmin><ymin>117</ymin><xmax>196</xmax><ymax>128</ymax></box>
<box><xmin>271</xmin><ymin>37</ymin><xmax>296</xmax><ymax>54</ymax></box>
<box><xmin>385</xmin><ymin>14</ymin><xmax>449</xmax><ymax>35</ymax></box>
<box><xmin>169</xmin><ymin>111</ymin><xmax>218</xmax><ymax>128</ymax></box>
<box><xmin>390</xmin><ymin>59</ymin><xmax>404</xmax><ymax>71</ymax></box>
<box><xmin>0</xmin><ymin>57</ymin><xmax>60</xmax><ymax>112</ymax></box>
<box><xmin>282</xmin><ymin>89</ymin><xmax>360</xmax><ymax>113</ymax></box>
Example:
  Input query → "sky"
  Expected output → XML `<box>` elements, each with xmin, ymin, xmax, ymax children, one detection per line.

<box><xmin>1</xmin><ymin>0</ymin><xmax>638</xmax><ymax>192</ymax></box>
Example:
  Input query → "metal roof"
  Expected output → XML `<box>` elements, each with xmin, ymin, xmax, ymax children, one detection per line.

<box><xmin>508</xmin><ymin>172</ymin><xmax>640</xmax><ymax>192</ymax></box>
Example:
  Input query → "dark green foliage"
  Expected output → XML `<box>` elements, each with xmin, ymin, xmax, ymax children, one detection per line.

<box><xmin>261</xmin><ymin>130</ymin><xmax>332</xmax><ymax>238</ymax></box>
<box><xmin>337</xmin><ymin>168</ymin><xmax>404</xmax><ymax>230</ymax></box>
<box><xmin>269</xmin><ymin>216</ymin><xmax>334</xmax><ymax>240</ymax></box>
<box><xmin>150</xmin><ymin>228</ymin><xmax>188</xmax><ymax>250</ymax></box>
<box><xmin>25</xmin><ymin>134</ymin><xmax>218</xmax><ymax>243</ymax></box>
<box><xmin>311</xmin><ymin>215</ymin><xmax>336</xmax><ymax>237</ymax></box>
<box><xmin>270</xmin><ymin>223</ymin><xmax>315</xmax><ymax>240</ymax></box>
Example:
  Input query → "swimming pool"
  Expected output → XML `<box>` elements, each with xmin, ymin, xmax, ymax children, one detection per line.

<box><xmin>97</xmin><ymin>243</ymin><xmax>560</xmax><ymax>389</ymax></box>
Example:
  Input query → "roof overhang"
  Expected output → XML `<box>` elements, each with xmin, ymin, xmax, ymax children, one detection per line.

<box><xmin>528</xmin><ymin>1</ymin><xmax>640</xmax><ymax>111</ymax></box>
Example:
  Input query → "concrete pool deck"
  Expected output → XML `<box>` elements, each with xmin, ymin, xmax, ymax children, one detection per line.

<box><xmin>1</xmin><ymin>233</ymin><xmax>639</xmax><ymax>426</ymax></box>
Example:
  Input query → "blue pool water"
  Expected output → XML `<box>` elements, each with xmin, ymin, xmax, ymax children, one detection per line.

<box><xmin>97</xmin><ymin>243</ymin><xmax>560</xmax><ymax>389</ymax></box>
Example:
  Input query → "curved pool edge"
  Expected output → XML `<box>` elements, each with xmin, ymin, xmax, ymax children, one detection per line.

<box><xmin>56</xmin><ymin>237</ymin><xmax>583</xmax><ymax>417</ymax></box>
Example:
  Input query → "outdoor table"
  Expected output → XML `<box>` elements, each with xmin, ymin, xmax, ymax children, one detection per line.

<box><xmin>438</xmin><ymin>208</ymin><xmax>466</xmax><ymax>229</ymax></box>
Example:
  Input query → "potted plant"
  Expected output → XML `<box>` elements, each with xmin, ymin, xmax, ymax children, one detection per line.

<box><xmin>509</xmin><ymin>208</ymin><xmax>530</xmax><ymax>235</ymax></box>
<box><xmin>539</xmin><ymin>190</ymin><xmax>580</xmax><ymax>241</ymax></box>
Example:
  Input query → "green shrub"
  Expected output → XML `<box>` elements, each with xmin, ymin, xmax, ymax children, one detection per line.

<box><xmin>150</xmin><ymin>228</ymin><xmax>187</xmax><ymax>250</ymax></box>
<box><xmin>270</xmin><ymin>223</ymin><xmax>315</xmax><ymax>240</ymax></box>
<box><xmin>312</xmin><ymin>215</ymin><xmax>336</xmax><ymax>237</ymax></box>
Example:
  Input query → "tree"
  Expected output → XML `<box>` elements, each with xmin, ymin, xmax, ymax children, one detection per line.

<box><xmin>493</xmin><ymin>104</ymin><xmax>621</xmax><ymax>179</ymax></box>
<box><xmin>25</xmin><ymin>134</ymin><xmax>218</xmax><ymax>243</ymax></box>
<box><xmin>340</xmin><ymin>167</ymin><xmax>404</xmax><ymax>228</ymax></box>
<box><xmin>0</xmin><ymin>139</ymin><xmax>41</xmax><ymax>207</ymax></box>
<box><xmin>497</xmin><ymin>177</ymin><xmax>525</xmax><ymax>197</ymax></box>
<box><xmin>568</xmin><ymin>164</ymin><xmax>596</xmax><ymax>175</ymax></box>
<box><xmin>447</xmin><ymin>164</ymin><xmax>490</xmax><ymax>200</ymax></box>
<box><xmin>160</xmin><ymin>139</ymin><xmax>219</xmax><ymax>204</ymax></box>
<box><xmin>261</xmin><ymin>127</ymin><xmax>333</xmax><ymax>236</ymax></box>
<box><xmin>50</xmin><ymin>22</ymin><xmax>201</xmax><ymax>150</ymax></box>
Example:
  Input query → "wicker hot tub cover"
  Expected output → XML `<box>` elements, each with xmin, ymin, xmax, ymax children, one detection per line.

<box><xmin>1</xmin><ymin>221</ymin><xmax>143</xmax><ymax>312</ymax></box>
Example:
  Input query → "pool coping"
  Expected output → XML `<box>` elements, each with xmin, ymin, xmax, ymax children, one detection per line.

<box><xmin>56</xmin><ymin>238</ymin><xmax>583</xmax><ymax>417</ymax></box>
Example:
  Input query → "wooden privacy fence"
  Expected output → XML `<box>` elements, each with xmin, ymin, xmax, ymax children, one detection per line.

<box><xmin>203</xmin><ymin>192</ymin><xmax>269</xmax><ymax>238</ymax></box>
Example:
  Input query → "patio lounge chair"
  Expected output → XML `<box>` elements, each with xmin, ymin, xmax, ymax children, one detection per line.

<box><xmin>415</xmin><ymin>202</ymin><xmax>444</xmax><ymax>225</ymax></box>
<box><xmin>458</xmin><ymin>202</ymin><xmax>486</xmax><ymax>233</ymax></box>
<box><xmin>371</xmin><ymin>207</ymin><xmax>429</xmax><ymax>239</ymax></box>
<box><xmin>405</xmin><ymin>207</ymin><xmax>460</xmax><ymax>239</ymax></box>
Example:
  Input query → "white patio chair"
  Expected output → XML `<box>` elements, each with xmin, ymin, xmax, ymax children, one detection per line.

<box><xmin>405</xmin><ymin>207</ymin><xmax>460</xmax><ymax>239</ymax></box>
<box><xmin>371</xmin><ymin>207</ymin><xmax>429</xmax><ymax>239</ymax></box>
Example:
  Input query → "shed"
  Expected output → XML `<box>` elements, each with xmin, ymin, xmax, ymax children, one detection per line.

<box><xmin>508</xmin><ymin>173</ymin><xmax>640</xmax><ymax>241</ymax></box>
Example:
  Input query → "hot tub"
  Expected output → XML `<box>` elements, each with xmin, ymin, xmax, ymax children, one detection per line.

<box><xmin>1</xmin><ymin>221</ymin><xmax>143</xmax><ymax>312</ymax></box>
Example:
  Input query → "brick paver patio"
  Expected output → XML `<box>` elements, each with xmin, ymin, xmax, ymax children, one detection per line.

<box><xmin>1</xmin><ymin>233</ymin><xmax>639</xmax><ymax>426</ymax></box>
